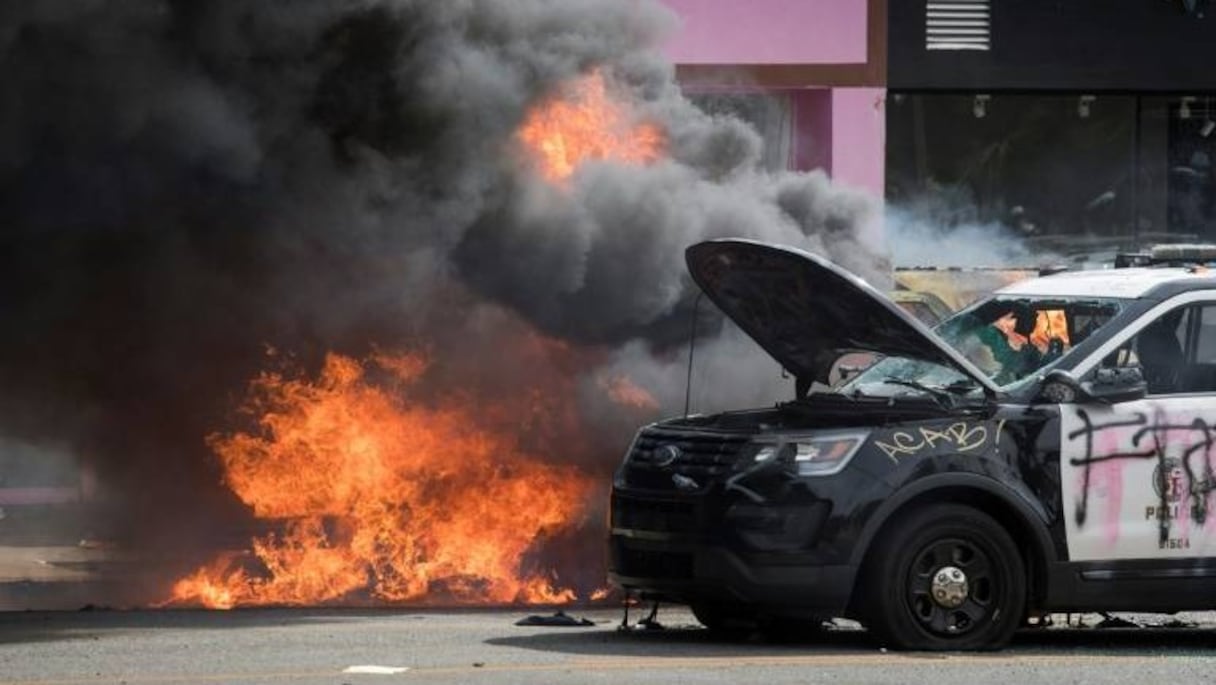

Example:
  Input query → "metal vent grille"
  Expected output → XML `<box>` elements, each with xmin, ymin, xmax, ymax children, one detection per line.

<box><xmin>926</xmin><ymin>0</ymin><xmax>990</xmax><ymax>51</ymax></box>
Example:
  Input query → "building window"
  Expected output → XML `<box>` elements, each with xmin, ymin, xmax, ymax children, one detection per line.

<box><xmin>685</xmin><ymin>92</ymin><xmax>793</xmax><ymax>172</ymax></box>
<box><xmin>886</xmin><ymin>94</ymin><xmax>1136</xmax><ymax>253</ymax></box>
<box><xmin>888</xmin><ymin>93</ymin><xmax>1216</xmax><ymax>258</ymax></box>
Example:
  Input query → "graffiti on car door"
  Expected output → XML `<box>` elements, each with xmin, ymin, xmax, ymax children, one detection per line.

<box><xmin>1061</xmin><ymin>400</ymin><xmax>1216</xmax><ymax>560</ymax></box>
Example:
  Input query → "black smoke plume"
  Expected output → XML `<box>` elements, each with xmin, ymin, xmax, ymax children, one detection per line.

<box><xmin>0</xmin><ymin>0</ymin><xmax>885</xmax><ymax>602</ymax></box>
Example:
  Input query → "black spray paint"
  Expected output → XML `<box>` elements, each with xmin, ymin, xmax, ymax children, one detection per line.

<box><xmin>1068</xmin><ymin>407</ymin><xmax>1216</xmax><ymax>544</ymax></box>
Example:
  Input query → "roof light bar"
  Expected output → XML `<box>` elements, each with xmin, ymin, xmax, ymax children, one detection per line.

<box><xmin>1149</xmin><ymin>243</ymin><xmax>1216</xmax><ymax>262</ymax></box>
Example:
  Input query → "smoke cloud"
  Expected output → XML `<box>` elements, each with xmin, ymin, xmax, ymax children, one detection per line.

<box><xmin>0</xmin><ymin>0</ymin><xmax>886</xmax><ymax>602</ymax></box>
<box><xmin>885</xmin><ymin>188</ymin><xmax>1061</xmax><ymax>268</ymax></box>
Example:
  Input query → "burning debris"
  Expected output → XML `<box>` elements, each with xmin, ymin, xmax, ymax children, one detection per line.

<box><xmin>0</xmin><ymin>0</ymin><xmax>887</xmax><ymax>608</ymax></box>
<box><xmin>168</xmin><ymin>350</ymin><xmax>597</xmax><ymax>607</ymax></box>
<box><xmin>514</xmin><ymin>610</ymin><xmax>596</xmax><ymax>627</ymax></box>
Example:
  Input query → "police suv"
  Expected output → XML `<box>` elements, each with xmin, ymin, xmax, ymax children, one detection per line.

<box><xmin>609</xmin><ymin>239</ymin><xmax>1216</xmax><ymax>650</ymax></box>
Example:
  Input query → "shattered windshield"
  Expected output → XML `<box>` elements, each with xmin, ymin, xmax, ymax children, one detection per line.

<box><xmin>844</xmin><ymin>295</ymin><xmax>1124</xmax><ymax>394</ymax></box>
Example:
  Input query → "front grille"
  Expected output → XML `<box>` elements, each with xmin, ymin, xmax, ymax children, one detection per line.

<box><xmin>611</xmin><ymin>493</ymin><xmax>697</xmax><ymax>533</ymax></box>
<box><xmin>613</xmin><ymin>544</ymin><xmax>693</xmax><ymax>580</ymax></box>
<box><xmin>624</xmin><ymin>427</ymin><xmax>750</xmax><ymax>489</ymax></box>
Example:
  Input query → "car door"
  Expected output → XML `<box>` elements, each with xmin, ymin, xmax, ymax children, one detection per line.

<box><xmin>1061</xmin><ymin>294</ymin><xmax>1216</xmax><ymax>562</ymax></box>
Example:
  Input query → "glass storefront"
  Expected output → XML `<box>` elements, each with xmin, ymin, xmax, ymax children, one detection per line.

<box><xmin>1161</xmin><ymin>96</ymin><xmax>1216</xmax><ymax>240</ymax></box>
<box><xmin>887</xmin><ymin>93</ymin><xmax>1216</xmax><ymax>259</ymax></box>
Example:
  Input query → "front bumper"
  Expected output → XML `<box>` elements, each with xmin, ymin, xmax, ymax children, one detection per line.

<box><xmin>607</xmin><ymin>487</ymin><xmax>858</xmax><ymax>616</ymax></box>
<box><xmin>609</xmin><ymin>535</ymin><xmax>857</xmax><ymax>615</ymax></box>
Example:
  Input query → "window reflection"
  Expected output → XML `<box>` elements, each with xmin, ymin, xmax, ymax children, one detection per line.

<box><xmin>887</xmin><ymin>94</ymin><xmax>1216</xmax><ymax>255</ymax></box>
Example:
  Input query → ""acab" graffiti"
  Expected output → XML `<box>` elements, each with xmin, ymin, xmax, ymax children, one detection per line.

<box><xmin>875</xmin><ymin>422</ymin><xmax>989</xmax><ymax>463</ymax></box>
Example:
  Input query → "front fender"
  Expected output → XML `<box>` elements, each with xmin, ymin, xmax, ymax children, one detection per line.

<box><xmin>848</xmin><ymin>466</ymin><xmax>1061</xmax><ymax>568</ymax></box>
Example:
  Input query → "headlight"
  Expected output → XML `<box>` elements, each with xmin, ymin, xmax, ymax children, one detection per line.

<box><xmin>745</xmin><ymin>431</ymin><xmax>868</xmax><ymax>476</ymax></box>
<box><xmin>788</xmin><ymin>431</ymin><xmax>868</xmax><ymax>476</ymax></box>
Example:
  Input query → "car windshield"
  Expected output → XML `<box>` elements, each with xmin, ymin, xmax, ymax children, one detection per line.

<box><xmin>843</xmin><ymin>295</ymin><xmax>1125</xmax><ymax>393</ymax></box>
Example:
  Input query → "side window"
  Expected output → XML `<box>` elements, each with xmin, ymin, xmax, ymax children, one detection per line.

<box><xmin>1103</xmin><ymin>304</ymin><xmax>1216</xmax><ymax>395</ymax></box>
<box><xmin>1188</xmin><ymin>305</ymin><xmax>1216</xmax><ymax>393</ymax></box>
<box><xmin>1193</xmin><ymin>305</ymin><xmax>1216</xmax><ymax>363</ymax></box>
<box><xmin>1102</xmin><ymin>306</ymin><xmax>1189</xmax><ymax>395</ymax></box>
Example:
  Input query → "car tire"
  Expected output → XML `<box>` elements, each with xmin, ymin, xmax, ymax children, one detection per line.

<box><xmin>863</xmin><ymin>503</ymin><xmax>1026</xmax><ymax>651</ymax></box>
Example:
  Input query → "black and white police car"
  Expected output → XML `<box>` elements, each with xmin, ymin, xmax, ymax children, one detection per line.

<box><xmin>609</xmin><ymin>239</ymin><xmax>1216</xmax><ymax>650</ymax></box>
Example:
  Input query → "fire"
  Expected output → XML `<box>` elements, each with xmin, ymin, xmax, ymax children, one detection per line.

<box><xmin>167</xmin><ymin>351</ymin><xmax>595</xmax><ymax>608</ymax></box>
<box><xmin>517</xmin><ymin>69</ymin><xmax>664</xmax><ymax>183</ymax></box>
<box><xmin>600</xmin><ymin>373</ymin><xmax>659</xmax><ymax>411</ymax></box>
<box><xmin>1028</xmin><ymin>309</ymin><xmax>1070</xmax><ymax>352</ymax></box>
<box><xmin>994</xmin><ymin>309</ymin><xmax>1071</xmax><ymax>353</ymax></box>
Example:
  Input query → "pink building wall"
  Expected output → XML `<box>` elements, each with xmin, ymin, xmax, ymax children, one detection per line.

<box><xmin>790</xmin><ymin>89</ymin><xmax>885</xmax><ymax>197</ymax></box>
<box><xmin>827</xmin><ymin>88</ymin><xmax>886</xmax><ymax>197</ymax></box>
<box><xmin>660</xmin><ymin>0</ymin><xmax>868</xmax><ymax>65</ymax></box>
<box><xmin>660</xmin><ymin>0</ymin><xmax>886</xmax><ymax>198</ymax></box>
<box><xmin>792</xmin><ymin>90</ymin><xmax>834</xmax><ymax>173</ymax></box>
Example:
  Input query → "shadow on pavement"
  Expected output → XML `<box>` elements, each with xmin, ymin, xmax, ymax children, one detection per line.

<box><xmin>488</xmin><ymin>620</ymin><xmax>1216</xmax><ymax>658</ymax></box>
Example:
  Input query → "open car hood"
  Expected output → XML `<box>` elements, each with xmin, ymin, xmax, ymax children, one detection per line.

<box><xmin>685</xmin><ymin>239</ymin><xmax>1000</xmax><ymax>396</ymax></box>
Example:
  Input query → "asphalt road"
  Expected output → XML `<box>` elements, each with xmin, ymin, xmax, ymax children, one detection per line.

<box><xmin>0</xmin><ymin>606</ymin><xmax>1213</xmax><ymax>685</ymax></box>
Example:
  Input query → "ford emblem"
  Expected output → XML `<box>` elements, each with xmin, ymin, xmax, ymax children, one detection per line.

<box><xmin>653</xmin><ymin>444</ymin><xmax>682</xmax><ymax>468</ymax></box>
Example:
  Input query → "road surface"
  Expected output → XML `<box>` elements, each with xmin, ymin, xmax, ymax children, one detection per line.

<box><xmin>0</xmin><ymin>606</ymin><xmax>1213</xmax><ymax>684</ymax></box>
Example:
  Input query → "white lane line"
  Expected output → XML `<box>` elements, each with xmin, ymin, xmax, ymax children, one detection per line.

<box><xmin>342</xmin><ymin>665</ymin><xmax>411</xmax><ymax>675</ymax></box>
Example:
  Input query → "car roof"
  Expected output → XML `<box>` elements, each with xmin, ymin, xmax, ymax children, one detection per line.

<box><xmin>998</xmin><ymin>267</ymin><xmax>1216</xmax><ymax>299</ymax></box>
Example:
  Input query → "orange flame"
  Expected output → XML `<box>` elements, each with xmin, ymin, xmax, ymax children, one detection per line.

<box><xmin>167</xmin><ymin>351</ymin><xmax>594</xmax><ymax>608</ymax></box>
<box><xmin>994</xmin><ymin>309</ymin><xmax>1071</xmax><ymax>353</ymax></box>
<box><xmin>1028</xmin><ymin>309</ymin><xmax>1070</xmax><ymax>352</ymax></box>
<box><xmin>600</xmin><ymin>374</ymin><xmax>659</xmax><ymax>411</ymax></box>
<box><xmin>517</xmin><ymin>69</ymin><xmax>664</xmax><ymax>183</ymax></box>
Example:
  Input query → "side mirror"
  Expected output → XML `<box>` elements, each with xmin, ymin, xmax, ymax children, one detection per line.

<box><xmin>1037</xmin><ymin>367</ymin><xmax>1147</xmax><ymax>404</ymax></box>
